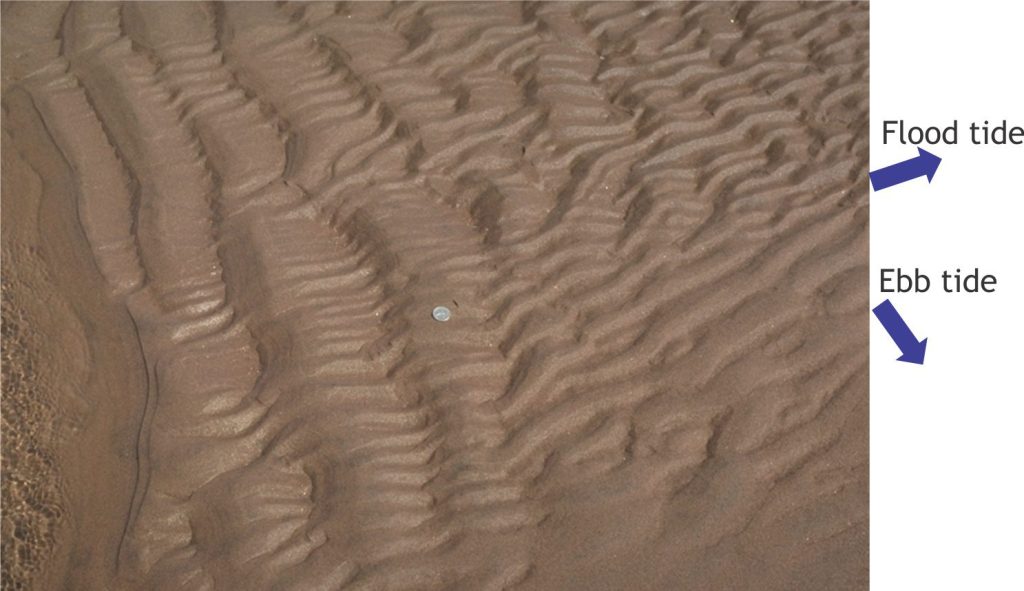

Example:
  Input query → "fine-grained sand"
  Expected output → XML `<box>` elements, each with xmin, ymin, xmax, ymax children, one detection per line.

<box><xmin>2</xmin><ymin>2</ymin><xmax>868</xmax><ymax>589</ymax></box>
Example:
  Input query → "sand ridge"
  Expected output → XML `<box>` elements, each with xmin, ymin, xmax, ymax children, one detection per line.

<box><xmin>2</xmin><ymin>2</ymin><xmax>868</xmax><ymax>589</ymax></box>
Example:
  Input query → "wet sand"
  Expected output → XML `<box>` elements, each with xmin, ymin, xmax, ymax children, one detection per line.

<box><xmin>2</xmin><ymin>2</ymin><xmax>868</xmax><ymax>589</ymax></box>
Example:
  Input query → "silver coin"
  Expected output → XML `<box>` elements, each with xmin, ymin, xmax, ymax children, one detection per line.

<box><xmin>432</xmin><ymin>306</ymin><xmax>451</xmax><ymax>322</ymax></box>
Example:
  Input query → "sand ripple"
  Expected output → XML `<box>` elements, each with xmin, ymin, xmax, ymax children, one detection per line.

<box><xmin>2</xmin><ymin>2</ymin><xmax>868</xmax><ymax>589</ymax></box>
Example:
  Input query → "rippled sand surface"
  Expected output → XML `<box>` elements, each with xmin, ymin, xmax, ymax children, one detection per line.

<box><xmin>2</xmin><ymin>2</ymin><xmax>868</xmax><ymax>589</ymax></box>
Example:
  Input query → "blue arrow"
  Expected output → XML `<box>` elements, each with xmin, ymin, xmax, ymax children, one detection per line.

<box><xmin>869</xmin><ymin>147</ymin><xmax>942</xmax><ymax>191</ymax></box>
<box><xmin>872</xmin><ymin>299</ymin><xmax>927</xmax><ymax>364</ymax></box>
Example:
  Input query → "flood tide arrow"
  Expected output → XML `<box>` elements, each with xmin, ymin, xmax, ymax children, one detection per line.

<box><xmin>869</xmin><ymin>147</ymin><xmax>942</xmax><ymax>191</ymax></box>
<box><xmin>872</xmin><ymin>299</ymin><xmax>927</xmax><ymax>364</ymax></box>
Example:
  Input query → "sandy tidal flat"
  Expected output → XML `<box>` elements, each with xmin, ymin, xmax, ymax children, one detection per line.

<box><xmin>2</xmin><ymin>2</ymin><xmax>868</xmax><ymax>590</ymax></box>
